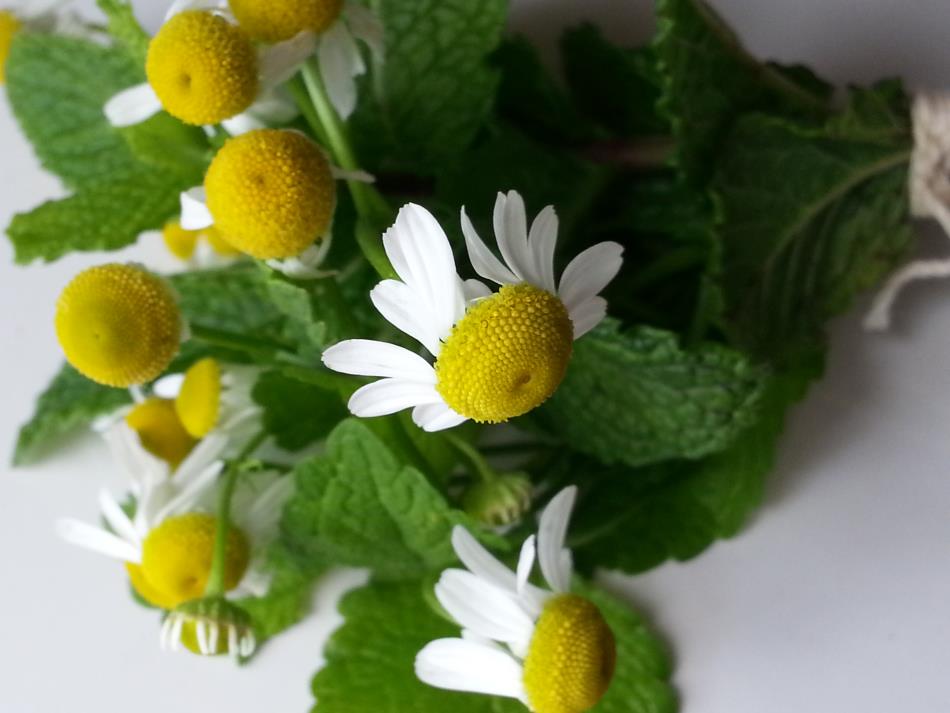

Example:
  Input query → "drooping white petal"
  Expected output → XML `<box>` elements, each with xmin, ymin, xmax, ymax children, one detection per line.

<box><xmin>568</xmin><ymin>295</ymin><xmax>608</xmax><ymax>340</ymax></box>
<box><xmin>317</xmin><ymin>22</ymin><xmax>365</xmax><ymax>119</ymax></box>
<box><xmin>104</xmin><ymin>83</ymin><xmax>163</xmax><ymax>127</ymax></box>
<box><xmin>102</xmin><ymin>422</ymin><xmax>168</xmax><ymax>497</ymax></box>
<box><xmin>152</xmin><ymin>373</ymin><xmax>185</xmax><ymax>399</ymax></box>
<box><xmin>56</xmin><ymin>519</ymin><xmax>141</xmax><ymax>563</ymax></box>
<box><xmin>415</xmin><ymin>638</ymin><xmax>527</xmax><ymax>701</ymax></box>
<box><xmin>462</xmin><ymin>278</ymin><xmax>492</xmax><ymax>303</ymax></box>
<box><xmin>220</xmin><ymin>113</ymin><xmax>265</xmax><ymax>136</ymax></box>
<box><xmin>343</xmin><ymin>0</ymin><xmax>385</xmax><ymax>61</ymax></box>
<box><xmin>515</xmin><ymin>535</ymin><xmax>536</xmax><ymax>596</ymax></box>
<box><xmin>369</xmin><ymin>280</ymin><xmax>442</xmax><ymax>356</ymax></box>
<box><xmin>322</xmin><ymin>339</ymin><xmax>436</xmax><ymax>382</ymax></box>
<box><xmin>493</xmin><ymin>191</ymin><xmax>542</xmax><ymax>286</ymax></box>
<box><xmin>460</xmin><ymin>207</ymin><xmax>519</xmax><ymax>286</ymax></box>
<box><xmin>179</xmin><ymin>187</ymin><xmax>214</xmax><ymax>230</ymax></box>
<box><xmin>259</xmin><ymin>31</ymin><xmax>318</xmax><ymax>87</ymax></box>
<box><xmin>242</xmin><ymin>476</ymin><xmax>294</xmax><ymax>542</ymax></box>
<box><xmin>528</xmin><ymin>205</ymin><xmax>559</xmax><ymax>293</ymax></box>
<box><xmin>537</xmin><ymin>485</ymin><xmax>577</xmax><ymax>593</ymax></box>
<box><xmin>174</xmin><ymin>433</ymin><xmax>228</xmax><ymax>491</ymax></box>
<box><xmin>558</xmin><ymin>241</ymin><xmax>624</xmax><ymax>313</ymax></box>
<box><xmin>411</xmin><ymin>402</ymin><xmax>468</xmax><ymax>432</ymax></box>
<box><xmin>451</xmin><ymin>526</ymin><xmax>516</xmax><ymax>592</ymax></box>
<box><xmin>348</xmin><ymin>378</ymin><xmax>443</xmax><ymax>418</ymax></box>
<box><xmin>434</xmin><ymin>569</ymin><xmax>534</xmax><ymax>648</ymax></box>
<box><xmin>152</xmin><ymin>461</ymin><xmax>224</xmax><ymax>524</ymax></box>
<box><xmin>98</xmin><ymin>489</ymin><xmax>141</xmax><ymax>549</ymax></box>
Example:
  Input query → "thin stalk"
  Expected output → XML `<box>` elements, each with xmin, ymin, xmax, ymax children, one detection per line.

<box><xmin>445</xmin><ymin>432</ymin><xmax>497</xmax><ymax>484</ymax></box>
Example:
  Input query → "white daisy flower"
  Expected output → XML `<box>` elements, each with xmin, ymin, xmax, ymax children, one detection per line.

<box><xmin>57</xmin><ymin>421</ymin><xmax>291</xmax><ymax>611</ymax></box>
<box><xmin>103</xmin><ymin>0</ymin><xmax>314</xmax><ymax>132</ymax></box>
<box><xmin>160</xmin><ymin>595</ymin><xmax>257</xmax><ymax>658</ymax></box>
<box><xmin>321</xmin><ymin>191</ymin><xmax>624</xmax><ymax>431</ymax></box>
<box><xmin>415</xmin><ymin>486</ymin><xmax>616</xmax><ymax>713</ymax></box>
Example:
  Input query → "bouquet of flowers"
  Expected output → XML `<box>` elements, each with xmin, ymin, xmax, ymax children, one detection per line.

<box><xmin>3</xmin><ymin>0</ymin><xmax>937</xmax><ymax>711</ymax></box>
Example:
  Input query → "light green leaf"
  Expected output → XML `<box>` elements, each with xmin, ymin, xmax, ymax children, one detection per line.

<box><xmin>535</xmin><ymin>320</ymin><xmax>765</xmax><ymax>468</ymax></box>
<box><xmin>118</xmin><ymin>111</ymin><xmax>210</xmax><ymax>182</ymax></box>
<box><xmin>281</xmin><ymin>418</ymin><xmax>501</xmax><ymax>580</ymax></box>
<box><xmin>311</xmin><ymin>579</ymin><xmax>676</xmax><ymax>713</ymax></box>
<box><xmin>252</xmin><ymin>370</ymin><xmax>347</xmax><ymax>451</ymax></box>
<box><xmin>13</xmin><ymin>364</ymin><xmax>131</xmax><ymax>466</ymax></box>
<box><xmin>351</xmin><ymin>0</ymin><xmax>507</xmax><ymax>174</ymax></box>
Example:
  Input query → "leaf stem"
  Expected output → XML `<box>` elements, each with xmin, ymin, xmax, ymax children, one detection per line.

<box><xmin>444</xmin><ymin>432</ymin><xmax>497</xmax><ymax>483</ymax></box>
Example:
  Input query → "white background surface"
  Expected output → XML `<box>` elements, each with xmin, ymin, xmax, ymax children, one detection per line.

<box><xmin>3</xmin><ymin>1</ymin><xmax>950</xmax><ymax>711</ymax></box>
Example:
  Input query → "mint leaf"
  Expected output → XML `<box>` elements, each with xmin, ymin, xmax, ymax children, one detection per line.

<box><xmin>312</xmin><ymin>579</ymin><xmax>675</xmax><ymax>713</ymax></box>
<box><xmin>572</xmin><ymin>360</ymin><xmax>820</xmax><ymax>573</ymax></box>
<box><xmin>252</xmin><ymin>370</ymin><xmax>347</xmax><ymax>451</ymax></box>
<box><xmin>13</xmin><ymin>364</ymin><xmax>131</xmax><ymax>466</ymax></box>
<box><xmin>281</xmin><ymin>419</ymin><xmax>501</xmax><ymax>580</ymax></box>
<box><xmin>96</xmin><ymin>0</ymin><xmax>150</xmax><ymax>64</ymax></box>
<box><xmin>715</xmin><ymin>83</ymin><xmax>914</xmax><ymax>362</ymax></box>
<box><xmin>654</xmin><ymin>0</ymin><xmax>831</xmax><ymax>182</ymax></box>
<box><xmin>535</xmin><ymin>320</ymin><xmax>765</xmax><ymax>468</ymax></box>
<box><xmin>351</xmin><ymin>0</ymin><xmax>507</xmax><ymax>174</ymax></box>
<box><xmin>118</xmin><ymin>112</ymin><xmax>210</xmax><ymax>183</ymax></box>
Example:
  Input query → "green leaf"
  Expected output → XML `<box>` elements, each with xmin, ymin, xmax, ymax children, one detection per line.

<box><xmin>96</xmin><ymin>0</ymin><xmax>151</xmax><ymax>64</ymax></box>
<box><xmin>311</xmin><ymin>579</ymin><xmax>676</xmax><ymax>713</ymax></box>
<box><xmin>252</xmin><ymin>370</ymin><xmax>347</xmax><ymax>451</ymax></box>
<box><xmin>281</xmin><ymin>419</ymin><xmax>501</xmax><ymax>580</ymax></box>
<box><xmin>572</xmin><ymin>359</ymin><xmax>820</xmax><ymax>573</ymax></box>
<box><xmin>13</xmin><ymin>364</ymin><xmax>131</xmax><ymax>466</ymax></box>
<box><xmin>535</xmin><ymin>320</ymin><xmax>765</xmax><ymax>468</ymax></box>
<box><xmin>119</xmin><ymin>111</ymin><xmax>210</xmax><ymax>182</ymax></box>
<box><xmin>654</xmin><ymin>0</ymin><xmax>832</xmax><ymax>182</ymax></box>
<box><xmin>350</xmin><ymin>0</ymin><xmax>507</xmax><ymax>174</ymax></box>
<box><xmin>714</xmin><ymin>83</ymin><xmax>914</xmax><ymax>362</ymax></box>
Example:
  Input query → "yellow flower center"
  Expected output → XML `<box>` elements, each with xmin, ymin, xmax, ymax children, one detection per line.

<box><xmin>0</xmin><ymin>10</ymin><xmax>21</xmax><ymax>85</ymax></box>
<box><xmin>138</xmin><ymin>513</ymin><xmax>250</xmax><ymax>610</ymax></box>
<box><xmin>162</xmin><ymin>220</ymin><xmax>200</xmax><ymax>260</ymax></box>
<box><xmin>204</xmin><ymin>128</ymin><xmax>336</xmax><ymax>258</ymax></box>
<box><xmin>434</xmin><ymin>284</ymin><xmax>573</xmax><ymax>423</ymax></box>
<box><xmin>125</xmin><ymin>398</ymin><xmax>198</xmax><ymax>468</ymax></box>
<box><xmin>175</xmin><ymin>357</ymin><xmax>222</xmax><ymax>438</ymax></box>
<box><xmin>522</xmin><ymin>594</ymin><xmax>617</xmax><ymax>713</ymax></box>
<box><xmin>203</xmin><ymin>226</ymin><xmax>241</xmax><ymax>257</ymax></box>
<box><xmin>55</xmin><ymin>264</ymin><xmax>181</xmax><ymax>388</ymax></box>
<box><xmin>229</xmin><ymin>0</ymin><xmax>344</xmax><ymax>42</ymax></box>
<box><xmin>146</xmin><ymin>10</ymin><xmax>258</xmax><ymax>126</ymax></box>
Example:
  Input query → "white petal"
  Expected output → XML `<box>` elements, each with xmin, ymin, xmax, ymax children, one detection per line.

<box><xmin>537</xmin><ymin>486</ymin><xmax>577</xmax><ymax>593</ymax></box>
<box><xmin>515</xmin><ymin>535</ymin><xmax>536</xmax><ymax>597</ymax></box>
<box><xmin>164</xmin><ymin>0</ymin><xmax>224</xmax><ymax>21</ymax></box>
<box><xmin>259</xmin><ymin>31</ymin><xmax>317</xmax><ymax>87</ymax></box>
<box><xmin>493</xmin><ymin>191</ymin><xmax>538</xmax><ymax>285</ymax></box>
<box><xmin>56</xmin><ymin>519</ymin><xmax>141</xmax><ymax>563</ymax></box>
<box><xmin>558</xmin><ymin>241</ymin><xmax>624</xmax><ymax>313</ymax></box>
<box><xmin>343</xmin><ymin>0</ymin><xmax>384</xmax><ymax>61</ymax></box>
<box><xmin>98</xmin><ymin>489</ymin><xmax>140</xmax><ymax>549</ymax></box>
<box><xmin>221</xmin><ymin>113</ymin><xmax>265</xmax><ymax>136</ymax></box>
<box><xmin>434</xmin><ymin>569</ymin><xmax>534</xmax><ymax>648</ymax></box>
<box><xmin>528</xmin><ymin>206</ymin><xmax>559</xmax><ymax>294</ymax></box>
<box><xmin>153</xmin><ymin>460</ymin><xmax>224</xmax><ymax>524</ymax></box>
<box><xmin>104</xmin><ymin>83</ymin><xmax>162</xmax><ymax>127</ymax></box>
<box><xmin>569</xmin><ymin>296</ymin><xmax>608</xmax><ymax>340</ymax></box>
<box><xmin>415</xmin><ymin>638</ymin><xmax>526</xmax><ymax>701</ymax></box>
<box><xmin>451</xmin><ymin>526</ymin><xmax>516</xmax><ymax>591</ymax></box>
<box><xmin>180</xmin><ymin>187</ymin><xmax>214</xmax><ymax>230</ymax></box>
<box><xmin>317</xmin><ymin>23</ymin><xmax>364</xmax><ymax>119</ymax></box>
<box><xmin>369</xmin><ymin>280</ymin><xmax>442</xmax><ymax>356</ymax></box>
<box><xmin>152</xmin><ymin>373</ymin><xmax>185</xmax><ymax>399</ymax></box>
<box><xmin>347</xmin><ymin>378</ymin><xmax>443</xmax><ymax>418</ymax></box>
<box><xmin>411</xmin><ymin>402</ymin><xmax>468</xmax><ymax>432</ymax></box>
<box><xmin>460</xmin><ymin>207</ymin><xmax>519</xmax><ymax>286</ymax></box>
<box><xmin>174</xmin><ymin>433</ymin><xmax>228</xmax><ymax>489</ymax></box>
<box><xmin>331</xmin><ymin>166</ymin><xmax>376</xmax><ymax>183</ymax></box>
<box><xmin>462</xmin><ymin>278</ymin><xmax>492</xmax><ymax>303</ymax></box>
<box><xmin>322</xmin><ymin>339</ymin><xmax>435</xmax><ymax>382</ymax></box>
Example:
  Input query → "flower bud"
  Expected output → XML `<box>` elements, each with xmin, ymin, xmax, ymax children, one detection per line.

<box><xmin>463</xmin><ymin>472</ymin><xmax>533</xmax><ymax>527</ymax></box>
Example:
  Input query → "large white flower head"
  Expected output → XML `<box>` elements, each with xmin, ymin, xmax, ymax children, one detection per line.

<box><xmin>322</xmin><ymin>191</ymin><xmax>624</xmax><ymax>431</ymax></box>
<box><xmin>56</xmin><ymin>421</ymin><xmax>291</xmax><ymax>612</ymax></box>
<box><xmin>104</xmin><ymin>0</ymin><xmax>313</xmax><ymax>132</ymax></box>
<box><xmin>415</xmin><ymin>486</ymin><xmax>616</xmax><ymax>713</ymax></box>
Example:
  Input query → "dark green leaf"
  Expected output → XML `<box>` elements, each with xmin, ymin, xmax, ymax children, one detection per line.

<box><xmin>252</xmin><ymin>370</ymin><xmax>347</xmax><ymax>451</ymax></box>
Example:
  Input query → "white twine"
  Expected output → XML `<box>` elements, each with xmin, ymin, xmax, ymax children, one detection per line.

<box><xmin>865</xmin><ymin>92</ymin><xmax>950</xmax><ymax>330</ymax></box>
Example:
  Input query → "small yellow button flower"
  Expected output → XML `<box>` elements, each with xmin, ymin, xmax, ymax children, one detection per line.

<box><xmin>55</xmin><ymin>263</ymin><xmax>182</xmax><ymax>388</ymax></box>
<box><xmin>229</xmin><ymin>0</ymin><xmax>344</xmax><ymax>42</ymax></box>
<box><xmin>175</xmin><ymin>357</ymin><xmax>222</xmax><ymax>438</ymax></box>
<box><xmin>0</xmin><ymin>11</ymin><xmax>22</xmax><ymax>85</ymax></box>
<box><xmin>204</xmin><ymin>129</ymin><xmax>336</xmax><ymax>259</ymax></box>
<box><xmin>124</xmin><ymin>397</ymin><xmax>197</xmax><ymax>468</ymax></box>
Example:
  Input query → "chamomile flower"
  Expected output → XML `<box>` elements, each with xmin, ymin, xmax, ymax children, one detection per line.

<box><xmin>104</xmin><ymin>3</ymin><xmax>315</xmax><ymax>131</ymax></box>
<box><xmin>415</xmin><ymin>486</ymin><xmax>616</xmax><ymax>713</ymax></box>
<box><xmin>57</xmin><ymin>424</ymin><xmax>292</xmax><ymax>611</ymax></box>
<box><xmin>124</xmin><ymin>397</ymin><xmax>198</xmax><ymax>469</ymax></box>
<box><xmin>1</xmin><ymin>0</ymin><xmax>83</xmax><ymax>84</ymax></box>
<box><xmin>179</xmin><ymin>128</ymin><xmax>337</xmax><ymax>272</ymax></box>
<box><xmin>153</xmin><ymin>357</ymin><xmax>260</xmax><ymax>439</ymax></box>
<box><xmin>228</xmin><ymin>0</ymin><xmax>383</xmax><ymax>118</ymax></box>
<box><xmin>55</xmin><ymin>263</ymin><xmax>183</xmax><ymax>388</ymax></box>
<box><xmin>321</xmin><ymin>192</ymin><xmax>623</xmax><ymax>430</ymax></box>
<box><xmin>161</xmin><ymin>596</ymin><xmax>257</xmax><ymax>658</ymax></box>
<box><xmin>159</xmin><ymin>219</ymin><xmax>241</xmax><ymax>268</ymax></box>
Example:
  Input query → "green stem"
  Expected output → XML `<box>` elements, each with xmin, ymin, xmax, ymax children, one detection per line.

<box><xmin>288</xmin><ymin>76</ymin><xmax>331</xmax><ymax>147</ymax></box>
<box><xmin>445</xmin><ymin>433</ymin><xmax>497</xmax><ymax>484</ymax></box>
<box><xmin>205</xmin><ymin>431</ymin><xmax>268</xmax><ymax>596</ymax></box>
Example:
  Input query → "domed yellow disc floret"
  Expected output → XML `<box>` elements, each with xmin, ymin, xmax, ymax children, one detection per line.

<box><xmin>522</xmin><ymin>594</ymin><xmax>617</xmax><ymax>713</ymax></box>
<box><xmin>55</xmin><ymin>264</ymin><xmax>181</xmax><ymax>388</ymax></box>
<box><xmin>162</xmin><ymin>220</ymin><xmax>200</xmax><ymax>260</ymax></box>
<box><xmin>139</xmin><ymin>513</ymin><xmax>250</xmax><ymax>609</ymax></box>
<box><xmin>435</xmin><ymin>284</ymin><xmax>573</xmax><ymax>423</ymax></box>
<box><xmin>205</xmin><ymin>129</ymin><xmax>336</xmax><ymax>258</ymax></box>
<box><xmin>126</xmin><ymin>562</ymin><xmax>181</xmax><ymax>610</ymax></box>
<box><xmin>125</xmin><ymin>398</ymin><xmax>198</xmax><ymax>468</ymax></box>
<box><xmin>176</xmin><ymin>357</ymin><xmax>222</xmax><ymax>438</ymax></box>
<box><xmin>146</xmin><ymin>10</ymin><xmax>259</xmax><ymax>126</ymax></box>
<box><xmin>0</xmin><ymin>11</ymin><xmax>22</xmax><ymax>85</ymax></box>
<box><xmin>229</xmin><ymin>0</ymin><xmax>344</xmax><ymax>42</ymax></box>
